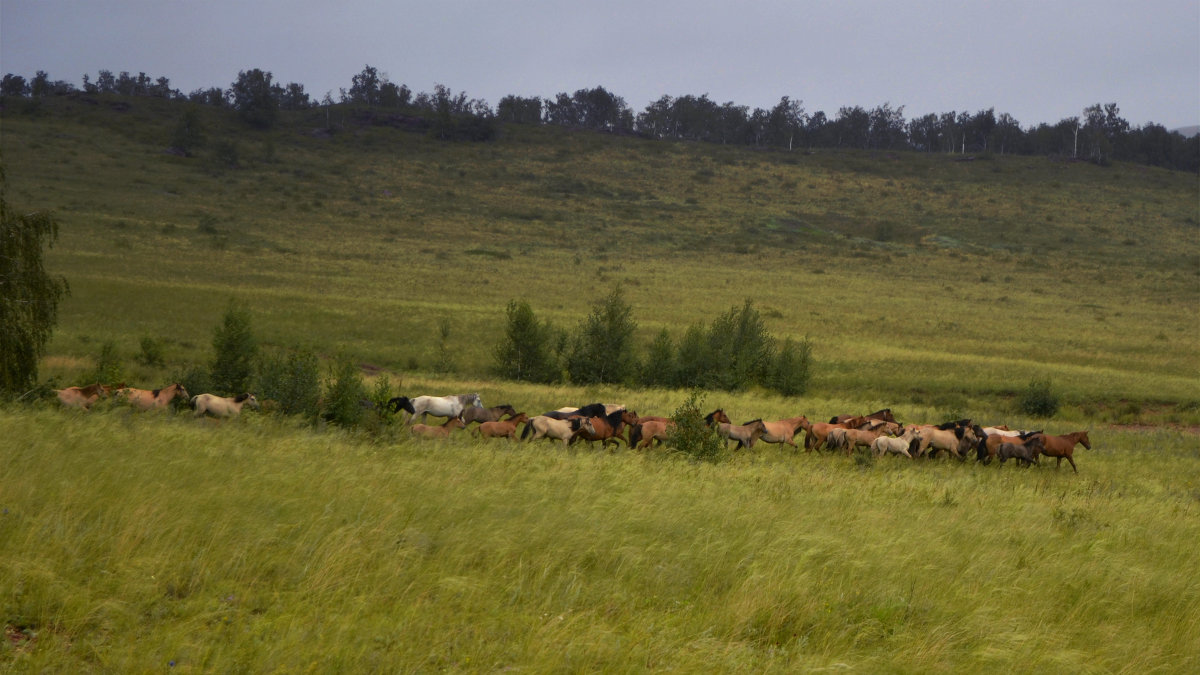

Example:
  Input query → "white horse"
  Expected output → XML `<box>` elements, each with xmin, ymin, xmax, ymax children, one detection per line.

<box><xmin>871</xmin><ymin>434</ymin><xmax>914</xmax><ymax>458</ymax></box>
<box><xmin>192</xmin><ymin>392</ymin><xmax>260</xmax><ymax>419</ymax></box>
<box><xmin>407</xmin><ymin>393</ymin><xmax>483</xmax><ymax>424</ymax></box>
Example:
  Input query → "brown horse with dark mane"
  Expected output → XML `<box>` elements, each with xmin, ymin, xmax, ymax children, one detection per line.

<box><xmin>116</xmin><ymin>383</ymin><xmax>189</xmax><ymax>411</ymax></box>
<box><xmin>1033</xmin><ymin>431</ymin><xmax>1091</xmax><ymax>473</ymax></box>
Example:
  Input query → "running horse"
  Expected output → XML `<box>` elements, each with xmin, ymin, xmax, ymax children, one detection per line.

<box><xmin>116</xmin><ymin>383</ymin><xmax>190</xmax><ymax>411</ymax></box>
<box><xmin>404</xmin><ymin>393</ymin><xmax>483</xmax><ymax>424</ymax></box>
<box><xmin>756</xmin><ymin>416</ymin><xmax>810</xmax><ymax>449</ymax></box>
<box><xmin>191</xmin><ymin>392</ymin><xmax>260</xmax><ymax>419</ymax></box>
<box><xmin>54</xmin><ymin>382</ymin><xmax>122</xmax><ymax>410</ymax></box>
<box><xmin>1033</xmin><ymin>431</ymin><xmax>1091</xmax><ymax>473</ymax></box>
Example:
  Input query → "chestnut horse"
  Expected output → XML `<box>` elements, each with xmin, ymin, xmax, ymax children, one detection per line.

<box><xmin>1034</xmin><ymin>431</ymin><xmax>1091</xmax><ymax>473</ymax></box>
<box><xmin>117</xmin><ymin>383</ymin><xmax>189</xmax><ymax>411</ymax></box>
<box><xmin>411</xmin><ymin>417</ymin><xmax>466</xmax><ymax>439</ymax></box>
<box><xmin>476</xmin><ymin>413</ymin><xmax>530</xmax><ymax>440</ymax></box>
<box><xmin>54</xmin><ymin>382</ymin><xmax>121</xmax><ymax>410</ymax></box>
<box><xmin>569</xmin><ymin>409</ymin><xmax>639</xmax><ymax>451</ymax></box>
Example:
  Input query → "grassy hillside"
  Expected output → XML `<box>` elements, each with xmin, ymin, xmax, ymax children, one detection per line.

<box><xmin>3</xmin><ymin>94</ymin><xmax>1200</xmax><ymax>671</ymax></box>
<box><xmin>3</xmin><ymin>94</ymin><xmax>1198</xmax><ymax>419</ymax></box>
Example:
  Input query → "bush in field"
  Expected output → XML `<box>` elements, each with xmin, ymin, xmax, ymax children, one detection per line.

<box><xmin>210</xmin><ymin>301</ymin><xmax>257</xmax><ymax>394</ymax></box>
<box><xmin>257</xmin><ymin>348</ymin><xmax>320</xmax><ymax>419</ymax></box>
<box><xmin>667</xmin><ymin>390</ymin><xmax>726</xmax><ymax>463</ymax></box>
<box><xmin>672</xmin><ymin>323</ymin><xmax>712</xmax><ymax>388</ymax></box>
<box><xmin>706</xmin><ymin>299</ymin><xmax>775</xmax><ymax>391</ymax></box>
<box><xmin>87</xmin><ymin>341</ymin><xmax>125</xmax><ymax>386</ymax></box>
<box><xmin>493</xmin><ymin>300</ymin><xmax>558</xmax><ymax>383</ymax></box>
<box><xmin>768</xmin><ymin>336</ymin><xmax>813</xmax><ymax>396</ymax></box>
<box><xmin>323</xmin><ymin>358</ymin><xmax>368</xmax><ymax>428</ymax></box>
<box><xmin>566</xmin><ymin>286</ymin><xmax>638</xmax><ymax>385</ymax></box>
<box><xmin>640</xmin><ymin>328</ymin><xmax>676</xmax><ymax>387</ymax></box>
<box><xmin>137</xmin><ymin>336</ymin><xmax>165</xmax><ymax>368</ymax></box>
<box><xmin>1020</xmin><ymin>378</ymin><xmax>1060</xmax><ymax>417</ymax></box>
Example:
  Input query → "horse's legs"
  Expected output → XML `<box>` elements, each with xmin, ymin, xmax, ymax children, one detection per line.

<box><xmin>1066</xmin><ymin>455</ymin><xmax>1078</xmax><ymax>473</ymax></box>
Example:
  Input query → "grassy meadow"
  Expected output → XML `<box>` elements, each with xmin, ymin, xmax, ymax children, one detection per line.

<box><xmin>2</xmin><ymin>94</ymin><xmax>1199</xmax><ymax>670</ymax></box>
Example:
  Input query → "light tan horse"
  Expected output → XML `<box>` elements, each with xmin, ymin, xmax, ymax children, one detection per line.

<box><xmin>191</xmin><ymin>393</ymin><xmax>260</xmax><ymax>419</ymax></box>
<box><xmin>475</xmin><ymin>413</ymin><xmax>530</xmax><ymax>441</ymax></box>
<box><xmin>757</xmin><ymin>416</ymin><xmax>810</xmax><ymax>449</ymax></box>
<box><xmin>54</xmin><ymin>382</ymin><xmax>121</xmax><ymax>410</ymax></box>
<box><xmin>411</xmin><ymin>417</ymin><xmax>466</xmax><ymax>439</ymax></box>
<box><xmin>116</xmin><ymin>383</ymin><xmax>189</xmax><ymax>411</ymax></box>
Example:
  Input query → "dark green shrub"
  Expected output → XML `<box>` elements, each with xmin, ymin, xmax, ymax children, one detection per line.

<box><xmin>323</xmin><ymin>358</ymin><xmax>368</xmax><ymax>428</ymax></box>
<box><xmin>566</xmin><ymin>286</ymin><xmax>638</xmax><ymax>385</ymax></box>
<box><xmin>667</xmin><ymin>390</ymin><xmax>726</xmax><ymax>463</ymax></box>
<box><xmin>768</xmin><ymin>336</ymin><xmax>813</xmax><ymax>396</ymax></box>
<box><xmin>88</xmin><ymin>341</ymin><xmax>124</xmax><ymax>386</ymax></box>
<box><xmin>1019</xmin><ymin>378</ymin><xmax>1059</xmax><ymax>417</ymax></box>
<box><xmin>257</xmin><ymin>348</ymin><xmax>320</xmax><ymax>419</ymax></box>
<box><xmin>493</xmin><ymin>300</ymin><xmax>558</xmax><ymax>383</ymax></box>
<box><xmin>640</xmin><ymin>328</ymin><xmax>675</xmax><ymax>387</ymax></box>
<box><xmin>210</xmin><ymin>301</ymin><xmax>257</xmax><ymax>394</ymax></box>
<box><xmin>137</xmin><ymin>336</ymin><xmax>165</xmax><ymax>368</ymax></box>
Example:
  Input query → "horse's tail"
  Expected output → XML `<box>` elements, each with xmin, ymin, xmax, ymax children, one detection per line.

<box><xmin>975</xmin><ymin>435</ymin><xmax>989</xmax><ymax>462</ymax></box>
<box><xmin>189</xmin><ymin>394</ymin><xmax>198</xmax><ymax>408</ymax></box>
<box><xmin>629</xmin><ymin>424</ymin><xmax>643</xmax><ymax>448</ymax></box>
<box><xmin>520</xmin><ymin>419</ymin><xmax>535</xmax><ymax>440</ymax></box>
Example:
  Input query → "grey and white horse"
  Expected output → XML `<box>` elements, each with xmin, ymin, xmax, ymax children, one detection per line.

<box><xmin>406</xmin><ymin>393</ymin><xmax>483</xmax><ymax>424</ymax></box>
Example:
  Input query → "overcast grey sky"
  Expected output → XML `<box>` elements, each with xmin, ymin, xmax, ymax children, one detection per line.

<box><xmin>3</xmin><ymin>0</ymin><xmax>1197</xmax><ymax>129</ymax></box>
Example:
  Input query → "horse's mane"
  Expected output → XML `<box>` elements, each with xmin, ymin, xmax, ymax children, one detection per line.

<box><xmin>234</xmin><ymin>393</ymin><xmax>251</xmax><ymax>403</ymax></box>
<box><xmin>705</xmin><ymin>409</ymin><xmax>724</xmax><ymax>424</ymax></box>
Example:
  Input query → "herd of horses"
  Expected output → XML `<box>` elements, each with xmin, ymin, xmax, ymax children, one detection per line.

<box><xmin>385</xmin><ymin>395</ymin><xmax>1090</xmax><ymax>472</ymax></box>
<box><xmin>53</xmin><ymin>382</ymin><xmax>258</xmax><ymax>418</ymax></box>
<box><xmin>51</xmin><ymin>384</ymin><xmax>1090</xmax><ymax>472</ymax></box>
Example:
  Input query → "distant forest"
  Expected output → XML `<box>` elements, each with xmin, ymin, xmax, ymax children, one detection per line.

<box><xmin>3</xmin><ymin>65</ymin><xmax>1197</xmax><ymax>172</ymax></box>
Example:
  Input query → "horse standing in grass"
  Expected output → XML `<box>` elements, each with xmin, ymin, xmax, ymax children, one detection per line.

<box><xmin>117</xmin><ymin>383</ymin><xmax>189</xmax><ymax>412</ymax></box>
<box><xmin>1034</xmin><ymin>431</ymin><xmax>1090</xmax><ymax>473</ymax></box>
<box><xmin>191</xmin><ymin>393</ymin><xmax>260</xmax><ymax>419</ymax></box>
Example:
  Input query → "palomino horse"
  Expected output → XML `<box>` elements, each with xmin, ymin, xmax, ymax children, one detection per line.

<box><xmin>191</xmin><ymin>393</ymin><xmax>260</xmax><ymax>419</ymax></box>
<box><xmin>1034</xmin><ymin>431</ymin><xmax>1090</xmax><ymax>473</ymax></box>
<box><xmin>521</xmin><ymin>415</ymin><xmax>595</xmax><ymax>446</ymax></box>
<box><xmin>411</xmin><ymin>417</ymin><xmax>466</xmax><ymax>439</ymax></box>
<box><xmin>54</xmin><ymin>382</ymin><xmax>121</xmax><ymax>410</ymax></box>
<box><xmin>475</xmin><ymin>413</ymin><xmax>530</xmax><ymax>441</ymax></box>
<box><xmin>116</xmin><ymin>383</ymin><xmax>189</xmax><ymax>411</ymax></box>
<box><xmin>719</xmin><ymin>419</ymin><xmax>768</xmax><ymax>450</ymax></box>
<box><xmin>461</xmin><ymin>404</ymin><xmax>517</xmax><ymax>425</ymax></box>
<box><xmin>757</xmin><ymin>416</ymin><xmax>810</xmax><ymax>449</ymax></box>
<box><xmin>406</xmin><ymin>393</ymin><xmax>483</xmax><ymax>424</ymax></box>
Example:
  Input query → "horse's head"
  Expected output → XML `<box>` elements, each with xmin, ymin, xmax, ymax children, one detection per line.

<box><xmin>1078</xmin><ymin>431</ymin><xmax>1092</xmax><ymax>449</ymax></box>
<box><xmin>510</xmin><ymin>412</ymin><xmax>529</xmax><ymax>425</ymax></box>
<box><xmin>468</xmin><ymin>393</ymin><xmax>483</xmax><ymax>408</ymax></box>
<box><xmin>243</xmin><ymin>393</ymin><xmax>261</xmax><ymax>410</ymax></box>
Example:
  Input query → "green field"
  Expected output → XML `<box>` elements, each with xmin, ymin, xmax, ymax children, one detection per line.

<box><xmin>2</xmin><ymin>95</ymin><xmax>1199</xmax><ymax>671</ymax></box>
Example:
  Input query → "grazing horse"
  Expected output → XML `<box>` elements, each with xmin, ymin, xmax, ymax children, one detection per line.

<box><xmin>191</xmin><ymin>392</ymin><xmax>259</xmax><ymax>419</ymax></box>
<box><xmin>475</xmin><ymin>413</ymin><xmax>530</xmax><ymax>441</ymax></box>
<box><xmin>1034</xmin><ymin>431</ymin><xmax>1090</xmax><ymax>473</ymax></box>
<box><xmin>757</xmin><ymin>416</ymin><xmax>810</xmax><ymax>449</ymax></box>
<box><xmin>522</xmin><ymin>415</ymin><xmax>595</xmax><ymax>446</ymax></box>
<box><xmin>411</xmin><ymin>417</ymin><xmax>466</xmax><ymax>439</ymax></box>
<box><xmin>719</xmin><ymin>419</ymin><xmax>768</xmax><ymax>451</ymax></box>
<box><xmin>54</xmin><ymin>382</ymin><xmax>119</xmax><ymax>410</ymax></box>
<box><xmin>406</xmin><ymin>393</ymin><xmax>483</xmax><ymax>424</ymax></box>
<box><xmin>461</xmin><ymin>404</ymin><xmax>517</xmax><ymax>425</ymax></box>
<box><xmin>997</xmin><ymin>435</ymin><xmax>1045</xmax><ymax>467</ymax></box>
<box><xmin>569</xmin><ymin>409</ymin><xmax>639</xmax><ymax>451</ymax></box>
<box><xmin>116</xmin><ymin>383</ymin><xmax>189</xmax><ymax>412</ymax></box>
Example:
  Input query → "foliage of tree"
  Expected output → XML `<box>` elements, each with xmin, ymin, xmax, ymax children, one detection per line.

<box><xmin>229</xmin><ymin>68</ymin><xmax>279</xmax><ymax>128</ymax></box>
<box><xmin>493</xmin><ymin>300</ymin><xmax>557</xmax><ymax>383</ymax></box>
<box><xmin>257</xmin><ymin>347</ymin><xmax>321</xmax><ymax>419</ymax></box>
<box><xmin>566</xmin><ymin>286</ymin><xmax>638</xmax><ymax>385</ymax></box>
<box><xmin>0</xmin><ymin>166</ymin><xmax>68</xmax><ymax>396</ymax></box>
<box><xmin>768</xmin><ymin>337</ymin><xmax>813</xmax><ymax>397</ymax></box>
<box><xmin>170</xmin><ymin>107</ymin><xmax>205</xmax><ymax>156</ymax></box>
<box><xmin>210</xmin><ymin>301</ymin><xmax>257</xmax><ymax>394</ymax></box>
<box><xmin>666</xmin><ymin>390</ymin><xmax>726</xmax><ymax>462</ymax></box>
<box><xmin>1020</xmin><ymin>378</ymin><xmax>1060</xmax><ymax>418</ymax></box>
<box><xmin>322</xmin><ymin>357</ymin><xmax>368</xmax><ymax>428</ymax></box>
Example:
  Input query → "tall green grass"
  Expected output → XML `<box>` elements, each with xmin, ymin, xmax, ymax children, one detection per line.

<box><xmin>3</xmin><ymin>406</ymin><xmax>1198</xmax><ymax>671</ymax></box>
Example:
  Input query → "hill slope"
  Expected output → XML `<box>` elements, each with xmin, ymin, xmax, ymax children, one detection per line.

<box><xmin>2</xmin><ymin>95</ymin><xmax>1198</xmax><ymax>415</ymax></box>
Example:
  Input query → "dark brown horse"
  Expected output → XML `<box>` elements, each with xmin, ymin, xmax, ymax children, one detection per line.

<box><xmin>461</xmin><ymin>404</ymin><xmax>517</xmax><ymax>425</ymax></box>
<box><xmin>1034</xmin><ymin>431</ymin><xmax>1091</xmax><ymax>473</ymax></box>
